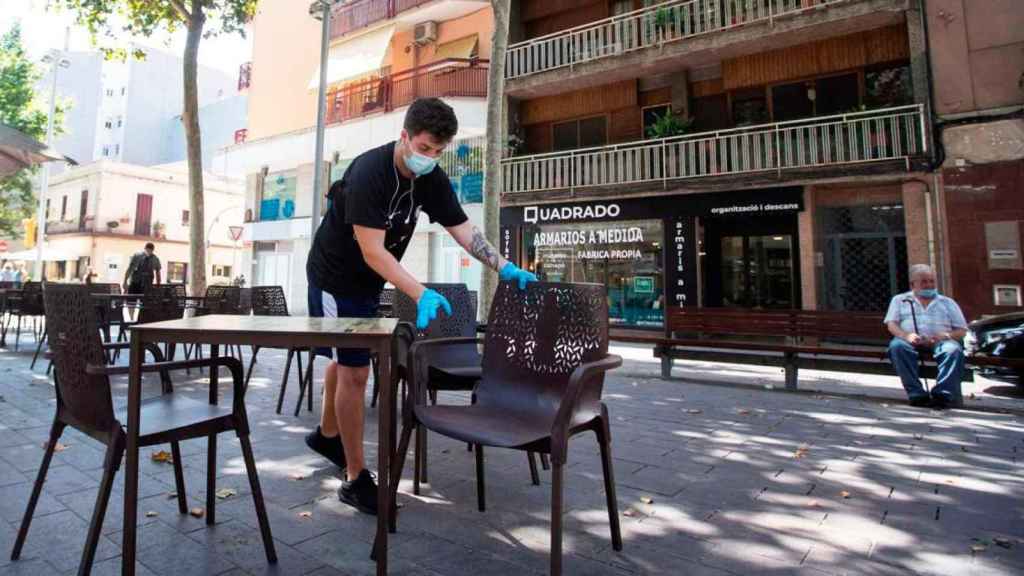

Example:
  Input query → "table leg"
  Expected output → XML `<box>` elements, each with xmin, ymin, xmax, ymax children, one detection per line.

<box><xmin>373</xmin><ymin>340</ymin><xmax>391</xmax><ymax>574</ymax></box>
<box><xmin>208</xmin><ymin>344</ymin><xmax>219</xmax><ymax>526</ymax></box>
<box><xmin>122</xmin><ymin>331</ymin><xmax>144</xmax><ymax>576</ymax></box>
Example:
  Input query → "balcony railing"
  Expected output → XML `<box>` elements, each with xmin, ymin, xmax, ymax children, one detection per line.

<box><xmin>501</xmin><ymin>104</ymin><xmax>926</xmax><ymax>195</ymax></box>
<box><xmin>506</xmin><ymin>0</ymin><xmax>847</xmax><ymax>80</ymax></box>
<box><xmin>326</xmin><ymin>59</ymin><xmax>488</xmax><ymax>125</ymax></box>
<box><xmin>330</xmin><ymin>0</ymin><xmax>437</xmax><ymax>39</ymax></box>
<box><xmin>45</xmin><ymin>219</ymin><xmax>164</xmax><ymax>238</ymax></box>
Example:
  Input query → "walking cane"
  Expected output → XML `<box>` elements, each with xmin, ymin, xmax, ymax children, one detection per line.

<box><xmin>903</xmin><ymin>297</ymin><xmax>929</xmax><ymax>394</ymax></box>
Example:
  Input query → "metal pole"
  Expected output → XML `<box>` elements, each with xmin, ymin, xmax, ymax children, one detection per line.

<box><xmin>35</xmin><ymin>52</ymin><xmax>61</xmax><ymax>281</ymax></box>
<box><xmin>311</xmin><ymin>1</ymin><xmax>332</xmax><ymax>240</ymax></box>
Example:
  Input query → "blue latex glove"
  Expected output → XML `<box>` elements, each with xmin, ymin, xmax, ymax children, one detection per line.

<box><xmin>416</xmin><ymin>288</ymin><xmax>452</xmax><ymax>330</ymax></box>
<box><xmin>499</xmin><ymin>262</ymin><xmax>538</xmax><ymax>290</ymax></box>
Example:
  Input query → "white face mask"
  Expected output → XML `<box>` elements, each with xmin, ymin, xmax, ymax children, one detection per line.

<box><xmin>401</xmin><ymin>134</ymin><xmax>439</xmax><ymax>177</ymax></box>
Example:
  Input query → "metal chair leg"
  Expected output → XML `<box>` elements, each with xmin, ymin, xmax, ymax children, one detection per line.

<box><xmin>475</xmin><ymin>444</ymin><xmax>486</xmax><ymax>512</ymax></box>
<box><xmin>12</xmin><ymin>420</ymin><xmax>66</xmax><ymax>560</ymax></box>
<box><xmin>170</xmin><ymin>442</ymin><xmax>188</xmax><ymax>514</ymax></box>
<box><xmin>30</xmin><ymin>327</ymin><xmax>46</xmax><ymax>370</ymax></box>
<box><xmin>540</xmin><ymin>453</ymin><xmax>551</xmax><ymax>471</ymax></box>
<box><xmin>527</xmin><ymin>452</ymin><xmax>540</xmax><ymax>485</ymax></box>
<box><xmin>206</xmin><ymin>433</ymin><xmax>217</xmax><ymax>525</ymax></box>
<box><xmin>238</xmin><ymin>433</ymin><xmax>278</xmax><ymax>563</ymax></box>
<box><xmin>551</xmin><ymin>461</ymin><xmax>564</xmax><ymax>576</ymax></box>
<box><xmin>244</xmin><ymin>346</ymin><xmax>261</xmax><ymax>390</ymax></box>
<box><xmin>276</xmin><ymin>349</ymin><xmax>294</xmax><ymax>415</ymax></box>
<box><xmin>596</xmin><ymin>409</ymin><xmax>622</xmax><ymax>550</ymax></box>
<box><xmin>79</xmin><ymin>433</ymin><xmax>124</xmax><ymax>573</ymax></box>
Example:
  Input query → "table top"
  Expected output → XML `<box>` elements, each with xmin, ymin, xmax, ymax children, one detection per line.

<box><xmin>92</xmin><ymin>293</ymin><xmax>144</xmax><ymax>299</ymax></box>
<box><xmin>131</xmin><ymin>314</ymin><xmax>399</xmax><ymax>337</ymax></box>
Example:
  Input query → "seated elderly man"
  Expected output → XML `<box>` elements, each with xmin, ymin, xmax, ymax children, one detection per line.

<box><xmin>884</xmin><ymin>264</ymin><xmax>968</xmax><ymax>409</ymax></box>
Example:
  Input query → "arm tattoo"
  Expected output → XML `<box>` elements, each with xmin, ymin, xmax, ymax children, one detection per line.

<box><xmin>468</xmin><ymin>226</ymin><xmax>502</xmax><ymax>272</ymax></box>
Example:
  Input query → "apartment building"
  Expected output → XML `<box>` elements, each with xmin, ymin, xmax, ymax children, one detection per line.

<box><xmin>216</xmin><ymin>0</ymin><xmax>493</xmax><ymax>313</ymax></box>
<box><xmin>498</xmin><ymin>0</ymin><xmax>938</xmax><ymax>330</ymax></box>
<box><xmin>924</xmin><ymin>0</ymin><xmax>1024</xmax><ymax>319</ymax></box>
<box><xmin>39</xmin><ymin>161</ymin><xmax>245</xmax><ymax>285</ymax></box>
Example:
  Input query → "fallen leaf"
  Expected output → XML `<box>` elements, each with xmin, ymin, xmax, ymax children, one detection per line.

<box><xmin>166</xmin><ymin>491</ymin><xmax>178</xmax><ymax>499</ymax></box>
<box><xmin>297</xmin><ymin>511</ymin><xmax>313</xmax><ymax>519</ymax></box>
<box><xmin>145</xmin><ymin>511</ymin><xmax>158</xmax><ymax>518</ymax></box>
<box><xmin>151</xmin><ymin>450</ymin><xmax>173</xmax><ymax>464</ymax></box>
<box><xmin>289</xmin><ymin>473</ymin><xmax>307</xmax><ymax>481</ymax></box>
<box><xmin>686</xmin><ymin>409</ymin><xmax>703</xmax><ymax>414</ymax></box>
<box><xmin>970</xmin><ymin>544</ymin><xmax>987</xmax><ymax>553</ymax></box>
<box><xmin>993</xmin><ymin>537</ymin><xmax>1012</xmax><ymax>549</ymax></box>
<box><xmin>840</xmin><ymin>491</ymin><xmax>851</xmax><ymax>499</ymax></box>
<box><xmin>43</xmin><ymin>442</ymin><xmax>69</xmax><ymax>452</ymax></box>
<box><xmin>738</xmin><ymin>409</ymin><xmax>751</xmax><ymax>415</ymax></box>
<box><xmin>640</xmin><ymin>497</ymin><xmax>654</xmax><ymax>505</ymax></box>
<box><xmin>623</xmin><ymin>509</ymin><xmax>637</xmax><ymax>517</ymax></box>
<box><xmin>189</xmin><ymin>507</ymin><xmax>205</xmax><ymax>518</ymax></box>
<box><xmin>945</xmin><ymin>479</ymin><xmax>955</xmax><ymax>485</ymax></box>
<box><xmin>215</xmin><ymin>488</ymin><xmax>237</xmax><ymax>500</ymax></box>
<box><xmin>913</xmin><ymin>434</ymin><xmax>923</xmax><ymax>440</ymax></box>
<box><xmin>794</xmin><ymin>446</ymin><xmax>811</xmax><ymax>459</ymax></box>
<box><xmin>807</xmin><ymin>500</ymin><xmax>822</xmax><ymax>508</ymax></box>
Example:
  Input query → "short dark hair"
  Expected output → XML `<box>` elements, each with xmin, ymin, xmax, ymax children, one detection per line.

<box><xmin>144</xmin><ymin>242</ymin><xmax>155</xmax><ymax>250</ymax></box>
<box><xmin>404</xmin><ymin>98</ymin><xmax>458</xmax><ymax>142</ymax></box>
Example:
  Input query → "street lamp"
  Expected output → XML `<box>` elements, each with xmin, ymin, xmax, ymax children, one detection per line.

<box><xmin>35</xmin><ymin>50</ymin><xmax>71</xmax><ymax>280</ymax></box>
<box><xmin>309</xmin><ymin>0</ymin><xmax>336</xmax><ymax>240</ymax></box>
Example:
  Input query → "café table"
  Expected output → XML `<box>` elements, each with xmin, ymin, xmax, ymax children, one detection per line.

<box><xmin>123</xmin><ymin>314</ymin><xmax>399</xmax><ymax>576</ymax></box>
<box><xmin>91</xmin><ymin>292</ymin><xmax>143</xmax><ymax>342</ymax></box>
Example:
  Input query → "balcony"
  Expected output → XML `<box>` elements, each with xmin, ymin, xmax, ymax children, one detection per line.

<box><xmin>326</xmin><ymin>58</ymin><xmax>487</xmax><ymax>125</ymax></box>
<box><xmin>45</xmin><ymin>219</ymin><xmax>164</xmax><ymax>238</ymax></box>
<box><xmin>238</xmin><ymin>61</ymin><xmax>252</xmax><ymax>91</ymax></box>
<box><xmin>329</xmin><ymin>0</ymin><xmax>479</xmax><ymax>40</ymax></box>
<box><xmin>508</xmin><ymin>0</ymin><xmax>850</xmax><ymax>80</ymax></box>
<box><xmin>501</xmin><ymin>104</ymin><xmax>926</xmax><ymax>195</ymax></box>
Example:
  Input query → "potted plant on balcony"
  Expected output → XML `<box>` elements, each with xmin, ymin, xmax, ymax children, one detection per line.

<box><xmin>152</xmin><ymin>220</ymin><xmax>166</xmax><ymax>239</ymax></box>
<box><xmin>645</xmin><ymin>110</ymin><xmax>693</xmax><ymax>139</ymax></box>
<box><xmin>107</xmin><ymin>220</ymin><xmax>120</xmax><ymax>231</ymax></box>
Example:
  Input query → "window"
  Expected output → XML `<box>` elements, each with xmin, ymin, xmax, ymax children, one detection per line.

<box><xmin>552</xmin><ymin>116</ymin><xmax>608</xmax><ymax>151</ymax></box>
<box><xmin>45</xmin><ymin>199</ymin><xmax>50</xmax><ymax>219</ymax></box>
<box><xmin>102</xmin><ymin>146</ymin><xmax>109</xmax><ymax>157</ymax></box>
<box><xmin>167</xmin><ymin>262</ymin><xmax>188</xmax><ymax>283</ymax></box>
<box><xmin>611</xmin><ymin>0</ymin><xmax>633</xmax><ymax>16</ymax></box>
<box><xmin>259</xmin><ymin>171</ymin><xmax>297</xmax><ymax>221</ymax></box>
<box><xmin>60</xmin><ymin>195</ymin><xmax>68</xmax><ymax>220</ymax></box>
<box><xmin>117</xmin><ymin>116</ymin><xmax>123</xmax><ymax>128</ymax></box>
<box><xmin>114</xmin><ymin>144</ymin><xmax>120</xmax><ymax>155</ymax></box>
<box><xmin>120</xmin><ymin>87</ymin><xmax>126</xmax><ymax>96</ymax></box>
<box><xmin>732</xmin><ymin>88</ymin><xmax>768</xmax><ymax>126</ymax></box>
<box><xmin>815</xmin><ymin>73</ymin><xmax>860</xmax><ymax>116</ymax></box>
<box><xmin>642</xmin><ymin>104</ymin><xmax>671</xmax><ymax>138</ymax></box>
<box><xmin>181</xmin><ymin>210</ymin><xmax>190</xmax><ymax>225</ymax></box>
<box><xmin>106</xmin><ymin>88</ymin><xmax>114</xmax><ymax>97</ymax></box>
<box><xmin>691</xmin><ymin>94</ymin><xmax>729</xmax><ymax>131</ymax></box>
<box><xmin>212</xmin><ymin>264</ymin><xmax>232</xmax><ymax>278</ymax></box>
<box><xmin>523</xmin><ymin>218</ymin><xmax>665</xmax><ymax>328</ymax></box>
<box><xmin>105</xmin><ymin>120</ymin><xmax>112</xmax><ymax>129</ymax></box>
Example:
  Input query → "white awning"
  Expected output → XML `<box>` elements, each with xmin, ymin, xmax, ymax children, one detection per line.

<box><xmin>2</xmin><ymin>247</ymin><xmax>80</xmax><ymax>262</ymax></box>
<box><xmin>308</xmin><ymin>25</ymin><xmax>395</xmax><ymax>90</ymax></box>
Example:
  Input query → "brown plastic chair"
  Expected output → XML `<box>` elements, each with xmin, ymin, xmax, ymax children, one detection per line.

<box><xmin>193</xmin><ymin>285</ymin><xmax>245</xmax><ymax>361</ymax></box>
<box><xmin>6</xmin><ymin>281</ymin><xmax>44</xmax><ymax>351</ymax></box>
<box><xmin>245</xmin><ymin>286</ymin><xmax>309</xmax><ymax>413</ymax></box>
<box><xmin>10</xmin><ymin>284</ymin><xmax>277</xmax><ymax>574</ymax></box>
<box><xmin>383</xmin><ymin>283</ymin><xmax>548</xmax><ymax>491</ymax></box>
<box><xmin>389</xmin><ymin>281</ymin><xmax>623</xmax><ymax>575</ymax></box>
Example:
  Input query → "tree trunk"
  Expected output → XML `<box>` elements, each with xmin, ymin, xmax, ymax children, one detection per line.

<box><xmin>481</xmin><ymin>0</ymin><xmax>510</xmax><ymax>321</ymax></box>
<box><xmin>183</xmin><ymin>5</ymin><xmax>206</xmax><ymax>297</ymax></box>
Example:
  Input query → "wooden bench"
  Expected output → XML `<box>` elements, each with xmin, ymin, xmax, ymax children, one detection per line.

<box><xmin>648</xmin><ymin>307</ymin><xmax>988</xmax><ymax>390</ymax></box>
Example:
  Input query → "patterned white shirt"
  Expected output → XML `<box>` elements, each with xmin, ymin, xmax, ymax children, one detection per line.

<box><xmin>883</xmin><ymin>291</ymin><xmax>967</xmax><ymax>338</ymax></box>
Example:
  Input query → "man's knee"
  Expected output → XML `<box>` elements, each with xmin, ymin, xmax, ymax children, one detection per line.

<box><xmin>936</xmin><ymin>341</ymin><xmax>964</xmax><ymax>362</ymax></box>
<box><xmin>338</xmin><ymin>365</ymin><xmax>370</xmax><ymax>389</ymax></box>
<box><xmin>888</xmin><ymin>338</ymin><xmax>915</xmax><ymax>357</ymax></box>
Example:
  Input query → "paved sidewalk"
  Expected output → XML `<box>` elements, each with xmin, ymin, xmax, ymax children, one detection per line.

<box><xmin>0</xmin><ymin>336</ymin><xmax>1021</xmax><ymax>575</ymax></box>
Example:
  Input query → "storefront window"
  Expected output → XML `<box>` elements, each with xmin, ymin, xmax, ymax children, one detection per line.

<box><xmin>260</xmin><ymin>171</ymin><xmax>297</xmax><ymax>221</ymax></box>
<box><xmin>523</xmin><ymin>219</ymin><xmax>664</xmax><ymax>328</ymax></box>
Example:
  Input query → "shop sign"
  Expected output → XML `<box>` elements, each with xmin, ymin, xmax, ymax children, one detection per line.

<box><xmin>524</xmin><ymin>203</ymin><xmax>621</xmax><ymax>224</ymax></box>
<box><xmin>634</xmin><ymin>276</ymin><xmax>655</xmax><ymax>294</ymax></box>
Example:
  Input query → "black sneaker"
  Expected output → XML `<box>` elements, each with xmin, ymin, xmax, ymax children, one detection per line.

<box><xmin>930</xmin><ymin>395</ymin><xmax>951</xmax><ymax>410</ymax></box>
<box><xmin>339</xmin><ymin>469</ymin><xmax>378</xmax><ymax>515</ymax></box>
<box><xmin>305</xmin><ymin>427</ymin><xmax>346</xmax><ymax>470</ymax></box>
<box><xmin>908</xmin><ymin>395</ymin><xmax>931</xmax><ymax>408</ymax></box>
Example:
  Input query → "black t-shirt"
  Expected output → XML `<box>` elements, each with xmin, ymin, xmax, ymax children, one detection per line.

<box><xmin>307</xmin><ymin>141</ymin><xmax>468</xmax><ymax>297</ymax></box>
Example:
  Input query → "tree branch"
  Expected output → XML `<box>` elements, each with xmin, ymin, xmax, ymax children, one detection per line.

<box><xmin>168</xmin><ymin>0</ymin><xmax>192</xmax><ymax>22</ymax></box>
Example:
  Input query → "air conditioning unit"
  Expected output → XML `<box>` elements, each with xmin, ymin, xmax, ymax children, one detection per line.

<box><xmin>413</xmin><ymin>21</ymin><xmax>437</xmax><ymax>45</ymax></box>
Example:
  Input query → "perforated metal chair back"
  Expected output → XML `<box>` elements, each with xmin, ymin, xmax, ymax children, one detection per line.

<box><xmin>203</xmin><ymin>285</ymin><xmax>242</xmax><ymax>315</ymax></box>
<box><xmin>477</xmin><ymin>282</ymin><xmax>609</xmax><ymax>419</ymax></box>
<box><xmin>393</xmin><ymin>283</ymin><xmax>476</xmax><ymax>339</ymax></box>
<box><xmin>139</xmin><ymin>284</ymin><xmax>185</xmax><ymax>324</ymax></box>
<box><xmin>238</xmin><ymin>288</ymin><xmax>253</xmax><ymax>315</ymax></box>
<box><xmin>18</xmin><ymin>281</ymin><xmax>45</xmax><ymax>315</ymax></box>
<box><xmin>42</xmin><ymin>284</ymin><xmax>116</xmax><ymax>434</ymax></box>
<box><xmin>251</xmin><ymin>286</ymin><xmax>289</xmax><ymax>317</ymax></box>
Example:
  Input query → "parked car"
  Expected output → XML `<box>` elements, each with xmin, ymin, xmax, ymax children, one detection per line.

<box><xmin>965</xmin><ymin>312</ymin><xmax>1024</xmax><ymax>386</ymax></box>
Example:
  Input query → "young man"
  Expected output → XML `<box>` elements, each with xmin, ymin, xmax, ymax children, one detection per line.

<box><xmin>123</xmin><ymin>242</ymin><xmax>162</xmax><ymax>294</ymax></box>
<box><xmin>884</xmin><ymin>264</ymin><xmax>968</xmax><ymax>409</ymax></box>
<box><xmin>305</xmin><ymin>98</ymin><xmax>536</xmax><ymax>514</ymax></box>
